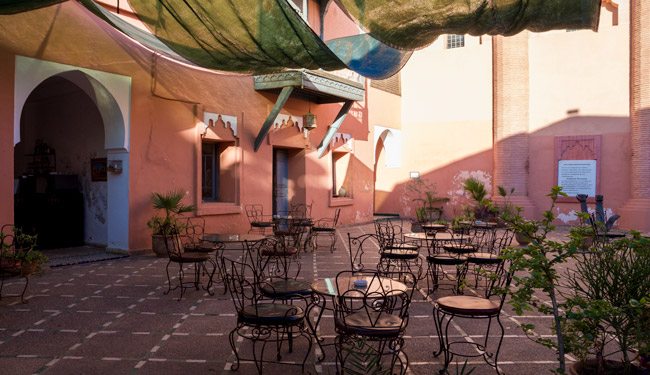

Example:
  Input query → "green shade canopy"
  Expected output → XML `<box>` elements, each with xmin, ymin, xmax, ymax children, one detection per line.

<box><xmin>1</xmin><ymin>0</ymin><xmax>602</xmax><ymax>78</ymax></box>
<box><xmin>334</xmin><ymin>0</ymin><xmax>602</xmax><ymax>50</ymax></box>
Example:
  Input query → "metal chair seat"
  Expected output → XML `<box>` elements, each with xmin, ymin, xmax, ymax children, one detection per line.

<box><xmin>260</xmin><ymin>279</ymin><xmax>312</xmax><ymax>298</ymax></box>
<box><xmin>238</xmin><ymin>303</ymin><xmax>305</xmax><ymax>325</ymax></box>
<box><xmin>443</xmin><ymin>243</ymin><xmax>475</xmax><ymax>254</ymax></box>
<box><xmin>426</xmin><ymin>254</ymin><xmax>467</xmax><ymax>265</ymax></box>
<box><xmin>467</xmin><ymin>252</ymin><xmax>500</xmax><ymax>264</ymax></box>
<box><xmin>311</xmin><ymin>226</ymin><xmax>335</xmax><ymax>232</ymax></box>
<box><xmin>251</xmin><ymin>221</ymin><xmax>273</xmax><ymax>228</ymax></box>
<box><xmin>260</xmin><ymin>245</ymin><xmax>299</xmax><ymax>257</ymax></box>
<box><xmin>335</xmin><ymin>311</ymin><xmax>404</xmax><ymax>338</ymax></box>
<box><xmin>169</xmin><ymin>253</ymin><xmax>211</xmax><ymax>263</ymax></box>
<box><xmin>436</xmin><ymin>295</ymin><xmax>500</xmax><ymax>316</ymax></box>
<box><xmin>381</xmin><ymin>248</ymin><xmax>419</xmax><ymax>260</ymax></box>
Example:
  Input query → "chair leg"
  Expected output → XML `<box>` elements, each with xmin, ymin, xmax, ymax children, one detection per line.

<box><xmin>229</xmin><ymin>327</ymin><xmax>241</xmax><ymax>371</ymax></box>
<box><xmin>163</xmin><ymin>260</ymin><xmax>173</xmax><ymax>296</ymax></box>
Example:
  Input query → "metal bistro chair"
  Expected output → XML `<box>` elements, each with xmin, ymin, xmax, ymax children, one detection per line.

<box><xmin>253</xmin><ymin>237</ymin><xmax>311</xmax><ymax>301</ymax></box>
<box><xmin>221</xmin><ymin>257</ymin><xmax>313</xmax><ymax>374</ymax></box>
<box><xmin>307</xmin><ymin>208</ymin><xmax>341</xmax><ymax>253</ymax></box>
<box><xmin>162</xmin><ymin>232</ymin><xmax>217</xmax><ymax>301</ymax></box>
<box><xmin>334</xmin><ymin>269</ymin><xmax>416</xmax><ymax>374</ymax></box>
<box><xmin>347</xmin><ymin>232</ymin><xmax>378</xmax><ymax>273</ymax></box>
<box><xmin>374</xmin><ymin>219</ymin><xmax>423</xmax><ymax>281</ymax></box>
<box><xmin>433</xmin><ymin>260</ymin><xmax>512</xmax><ymax>374</ymax></box>
<box><xmin>466</xmin><ymin>228</ymin><xmax>514</xmax><ymax>288</ymax></box>
<box><xmin>245</xmin><ymin>204</ymin><xmax>274</xmax><ymax>234</ymax></box>
<box><xmin>425</xmin><ymin>229</ymin><xmax>470</xmax><ymax>296</ymax></box>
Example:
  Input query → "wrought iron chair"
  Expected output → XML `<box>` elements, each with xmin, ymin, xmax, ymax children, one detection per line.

<box><xmin>374</xmin><ymin>219</ymin><xmax>423</xmax><ymax>280</ymax></box>
<box><xmin>162</xmin><ymin>232</ymin><xmax>216</xmax><ymax>300</ymax></box>
<box><xmin>182</xmin><ymin>217</ymin><xmax>222</xmax><ymax>253</ymax></box>
<box><xmin>433</xmin><ymin>260</ymin><xmax>512</xmax><ymax>374</ymax></box>
<box><xmin>466</xmin><ymin>228</ymin><xmax>514</xmax><ymax>273</ymax></box>
<box><xmin>245</xmin><ymin>204</ymin><xmax>274</xmax><ymax>234</ymax></box>
<box><xmin>424</xmin><ymin>228</ymin><xmax>470</xmax><ymax>295</ymax></box>
<box><xmin>221</xmin><ymin>256</ymin><xmax>313</xmax><ymax>374</ymax></box>
<box><xmin>307</xmin><ymin>208</ymin><xmax>341</xmax><ymax>252</ymax></box>
<box><xmin>253</xmin><ymin>237</ymin><xmax>311</xmax><ymax>301</ymax></box>
<box><xmin>0</xmin><ymin>224</ymin><xmax>29</xmax><ymax>303</ymax></box>
<box><xmin>333</xmin><ymin>269</ymin><xmax>416</xmax><ymax>374</ymax></box>
<box><xmin>347</xmin><ymin>232</ymin><xmax>378</xmax><ymax>273</ymax></box>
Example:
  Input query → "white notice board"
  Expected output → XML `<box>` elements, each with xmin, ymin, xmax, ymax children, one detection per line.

<box><xmin>557</xmin><ymin>160</ymin><xmax>597</xmax><ymax>197</ymax></box>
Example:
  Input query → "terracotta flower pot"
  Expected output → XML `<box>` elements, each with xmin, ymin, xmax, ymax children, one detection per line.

<box><xmin>515</xmin><ymin>232</ymin><xmax>532</xmax><ymax>245</ymax></box>
<box><xmin>151</xmin><ymin>235</ymin><xmax>172</xmax><ymax>258</ymax></box>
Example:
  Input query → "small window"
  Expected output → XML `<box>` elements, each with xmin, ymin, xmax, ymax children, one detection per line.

<box><xmin>446</xmin><ymin>34</ymin><xmax>465</xmax><ymax>49</ymax></box>
<box><xmin>332</xmin><ymin>151</ymin><xmax>352</xmax><ymax>198</ymax></box>
<box><xmin>202</xmin><ymin>141</ymin><xmax>237</xmax><ymax>203</ymax></box>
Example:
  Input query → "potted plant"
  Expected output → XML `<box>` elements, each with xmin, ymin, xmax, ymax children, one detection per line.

<box><xmin>562</xmin><ymin>233</ymin><xmax>650</xmax><ymax>374</ymax></box>
<box><xmin>147</xmin><ymin>190</ymin><xmax>196</xmax><ymax>257</ymax></box>
<box><xmin>462</xmin><ymin>177</ymin><xmax>497</xmax><ymax>221</ymax></box>
<box><xmin>406</xmin><ymin>178</ymin><xmax>449</xmax><ymax>226</ymax></box>
<box><xmin>0</xmin><ymin>228</ymin><xmax>46</xmax><ymax>276</ymax></box>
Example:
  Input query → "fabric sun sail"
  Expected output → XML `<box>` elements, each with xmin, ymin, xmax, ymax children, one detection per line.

<box><xmin>334</xmin><ymin>0</ymin><xmax>602</xmax><ymax>50</ymax></box>
<box><xmin>1</xmin><ymin>0</ymin><xmax>602</xmax><ymax>79</ymax></box>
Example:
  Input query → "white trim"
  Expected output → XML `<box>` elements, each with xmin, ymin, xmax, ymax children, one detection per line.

<box><xmin>14</xmin><ymin>56</ymin><xmax>131</xmax><ymax>151</ymax></box>
<box><xmin>373</xmin><ymin>126</ymin><xmax>402</xmax><ymax>168</ymax></box>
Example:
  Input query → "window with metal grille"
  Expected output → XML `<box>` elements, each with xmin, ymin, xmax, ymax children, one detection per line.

<box><xmin>446</xmin><ymin>34</ymin><xmax>465</xmax><ymax>49</ymax></box>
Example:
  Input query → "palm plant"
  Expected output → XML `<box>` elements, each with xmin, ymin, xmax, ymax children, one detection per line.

<box><xmin>147</xmin><ymin>190</ymin><xmax>196</xmax><ymax>235</ymax></box>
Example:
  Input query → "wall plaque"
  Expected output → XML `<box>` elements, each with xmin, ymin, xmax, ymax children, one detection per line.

<box><xmin>557</xmin><ymin>159</ymin><xmax>597</xmax><ymax>197</ymax></box>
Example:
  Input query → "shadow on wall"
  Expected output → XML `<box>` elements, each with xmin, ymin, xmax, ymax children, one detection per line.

<box><xmin>375</xmin><ymin>115</ymin><xmax>630</xmax><ymax>226</ymax></box>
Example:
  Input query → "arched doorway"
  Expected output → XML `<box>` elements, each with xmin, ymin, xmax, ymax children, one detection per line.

<box><xmin>13</xmin><ymin>57</ymin><xmax>130</xmax><ymax>251</ymax></box>
<box><xmin>373</xmin><ymin>126</ymin><xmax>402</xmax><ymax>214</ymax></box>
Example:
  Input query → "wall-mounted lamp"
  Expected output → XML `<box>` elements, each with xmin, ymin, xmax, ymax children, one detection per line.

<box><xmin>302</xmin><ymin>112</ymin><xmax>317</xmax><ymax>138</ymax></box>
<box><xmin>108</xmin><ymin>160</ymin><xmax>123</xmax><ymax>174</ymax></box>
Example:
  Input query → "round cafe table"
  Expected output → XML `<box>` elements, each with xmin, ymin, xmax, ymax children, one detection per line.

<box><xmin>308</xmin><ymin>274</ymin><xmax>407</xmax><ymax>361</ymax></box>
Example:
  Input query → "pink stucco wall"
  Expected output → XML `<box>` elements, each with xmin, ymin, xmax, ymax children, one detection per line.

<box><xmin>0</xmin><ymin>1</ymin><xmax>375</xmax><ymax>251</ymax></box>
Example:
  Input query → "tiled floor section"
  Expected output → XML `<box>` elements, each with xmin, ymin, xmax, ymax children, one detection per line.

<box><xmin>0</xmin><ymin>223</ymin><xmax>572</xmax><ymax>374</ymax></box>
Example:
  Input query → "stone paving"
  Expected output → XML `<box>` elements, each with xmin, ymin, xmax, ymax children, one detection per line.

<box><xmin>0</xmin><ymin>223</ymin><xmax>570</xmax><ymax>375</ymax></box>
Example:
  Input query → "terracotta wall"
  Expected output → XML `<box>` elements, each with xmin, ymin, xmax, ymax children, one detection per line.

<box><xmin>0</xmin><ymin>2</ymin><xmax>375</xmax><ymax>251</ymax></box>
<box><xmin>378</xmin><ymin>35</ymin><xmax>494</xmax><ymax>219</ymax></box>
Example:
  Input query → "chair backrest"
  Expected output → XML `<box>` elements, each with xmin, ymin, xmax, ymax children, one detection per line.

<box><xmin>1</xmin><ymin>224</ymin><xmax>15</xmax><ymax>250</ymax></box>
<box><xmin>470</xmin><ymin>226</ymin><xmax>497</xmax><ymax>253</ymax></box>
<box><xmin>347</xmin><ymin>233</ymin><xmax>378</xmax><ymax>272</ymax></box>
<box><xmin>427</xmin><ymin>228</ymin><xmax>467</xmax><ymax>255</ymax></box>
<box><xmin>335</xmin><ymin>270</ymin><xmax>414</xmax><ymax>331</ymax></box>
<box><xmin>182</xmin><ymin>217</ymin><xmax>205</xmax><ymax>246</ymax></box>
<box><xmin>253</xmin><ymin>236</ymin><xmax>301</xmax><ymax>281</ymax></box>
<box><xmin>221</xmin><ymin>257</ymin><xmax>259</xmax><ymax>314</ymax></box>
<box><xmin>332</xmin><ymin>208</ymin><xmax>341</xmax><ymax>226</ymax></box>
<box><xmin>162</xmin><ymin>232</ymin><xmax>185</xmax><ymax>259</ymax></box>
<box><xmin>492</xmin><ymin>228</ymin><xmax>515</xmax><ymax>255</ymax></box>
<box><xmin>245</xmin><ymin>204</ymin><xmax>265</xmax><ymax>223</ymax></box>
<box><xmin>374</xmin><ymin>218</ymin><xmax>404</xmax><ymax>248</ymax></box>
<box><xmin>469</xmin><ymin>260</ymin><xmax>512</xmax><ymax>308</ymax></box>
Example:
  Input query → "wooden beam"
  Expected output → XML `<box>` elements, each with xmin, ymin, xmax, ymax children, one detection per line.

<box><xmin>316</xmin><ymin>100</ymin><xmax>354</xmax><ymax>158</ymax></box>
<box><xmin>254</xmin><ymin>86</ymin><xmax>294</xmax><ymax>151</ymax></box>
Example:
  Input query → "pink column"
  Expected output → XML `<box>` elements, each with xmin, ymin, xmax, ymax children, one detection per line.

<box><xmin>620</xmin><ymin>0</ymin><xmax>650</xmax><ymax>231</ymax></box>
<box><xmin>492</xmin><ymin>34</ymin><xmax>536</xmax><ymax>216</ymax></box>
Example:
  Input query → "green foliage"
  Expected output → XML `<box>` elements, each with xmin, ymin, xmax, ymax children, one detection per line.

<box><xmin>563</xmin><ymin>235</ymin><xmax>650</xmax><ymax>369</ymax></box>
<box><xmin>462</xmin><ymin>177</ymin><xmax>497</xmax><ymax>220</ymax></box>
<box><xmin>147</xmin><ymin>190</ymin><xmax>196</xmax><ymax>235</ymax></box>
<box><xmin>500</xmin><ymin>186</ymin><xmax>571</xmax><ymax>373</ymax></box>
<box><xmin>407</xmin><ymin>178</ymin><xmax>448</xmax><ymax>222</ymax></box>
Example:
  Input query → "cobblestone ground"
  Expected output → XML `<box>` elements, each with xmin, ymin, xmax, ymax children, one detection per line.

<box><xmin>0</xmin><ymin>223</ymin><xmax>576</xmax><ymax>375</ymax></box>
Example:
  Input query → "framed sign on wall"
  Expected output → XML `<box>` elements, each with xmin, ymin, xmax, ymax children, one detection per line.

<box><xmin>554</xmin><ymin>135</ymin><xmax>601</xmax><ymax>201</ymax></box>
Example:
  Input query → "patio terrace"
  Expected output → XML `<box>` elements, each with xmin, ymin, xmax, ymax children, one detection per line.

<box><xmin>0</xmin><ymin>223</ymin><xmax>574</xmax><ymax>375</ymax></box>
